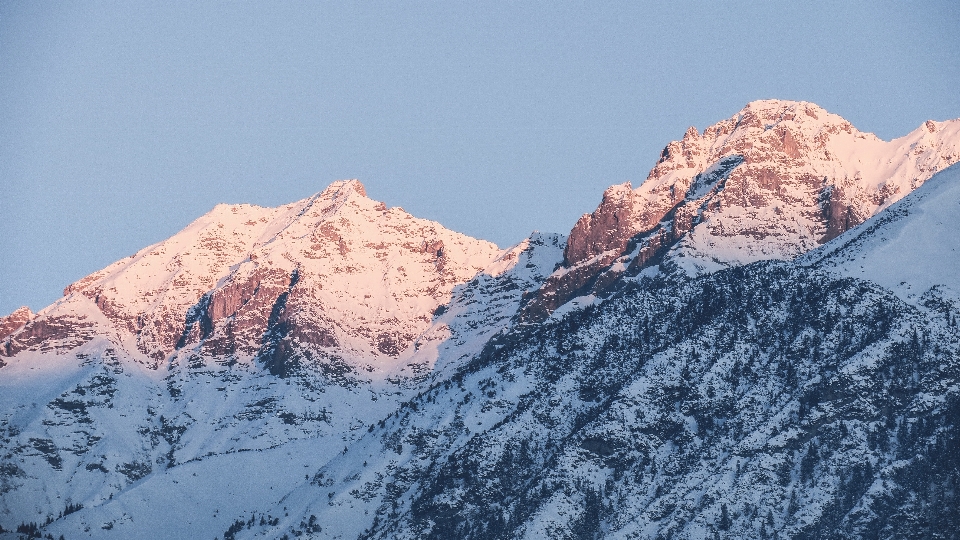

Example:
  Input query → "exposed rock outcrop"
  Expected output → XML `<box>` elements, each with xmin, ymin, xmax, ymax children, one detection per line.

<box><xmin>2</xmin><ymin>314</ymin><xmax>97</xmax><ymax>358</ymax></box>
<box><xmin>0</xmin><ymin>306</ymin><xmax>33</xmax><ymax>340</ymax></box>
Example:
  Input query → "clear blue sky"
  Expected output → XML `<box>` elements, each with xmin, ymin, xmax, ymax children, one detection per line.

<box><xmin>2</xmin><ymin>1</ymin><xmax>959</xmax><ymax>315</ymax></box>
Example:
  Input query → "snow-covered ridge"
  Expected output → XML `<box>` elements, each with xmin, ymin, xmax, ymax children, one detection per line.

<box><xmin>521</xmin><ymin>100</ymin><xmax>960</xmax><ymax>320</ymax></box>
<box><xmin>2</xmin><ymin>179</ymin><xmax>505</xmax><ymax>369</ymax></box>
<box><xmin>808</xmin><ymin>161</ymin><xmax>960</xmax><ymax>303</ymax></box>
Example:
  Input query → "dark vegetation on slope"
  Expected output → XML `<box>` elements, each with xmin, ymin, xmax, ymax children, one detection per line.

<box><xmin>353</xmin><ymin>262</ymin><xmax>960</xmax><ymax>539</ymax></box>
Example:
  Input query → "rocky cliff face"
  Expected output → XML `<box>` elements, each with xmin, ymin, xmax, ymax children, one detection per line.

<box><xmin>0</xmin><ymin>307</ymin><xmax>32</xmax><ymax>341</ymax></box>
<box><xmin>522</xmin><ymin>100</ymin><xmax>960</xmax><ymax>320</ymax></box>
<box><xmin>0</xmin><ymin>307</ymin><xmax>34</xmax><ymax>362</ymax></box>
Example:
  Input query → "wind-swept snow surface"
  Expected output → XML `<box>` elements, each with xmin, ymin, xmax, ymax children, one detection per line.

<box><xmin>810</xmin><ymin>162</ymin><xmax>960</xmax><ymax>303</ymax></box>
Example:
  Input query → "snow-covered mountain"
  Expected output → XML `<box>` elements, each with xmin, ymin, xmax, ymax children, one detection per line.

<box><xmin>3</xmin><ymin>179</ymin><xmax>505</xmax><ymax>368</ymax></box>
<box><xmin>197</xmin><ymin>162</ymin><xmax>960</xmax><ymax>540</ymax></box>
<box><xmin>0</xmin><ymin>180</ymin><xmax>564</xmax><ymax>538</ymax></box>
<box><xmin>520</xmin><ymin>100</ymin><xmax>960</xmax><ymax>320</ymax></box>
<box><xmin>2</xmin><ymin>100</ymin><xmax>960</xmax><ymax>540</ymax></box>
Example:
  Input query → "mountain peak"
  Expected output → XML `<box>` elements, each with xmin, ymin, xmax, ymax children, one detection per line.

<box><xmin>721</xmin><ymin>99</ymin><xmax>856</xmax><ymax>142</ymax></box>
<box><xmin>7</xmin><ymin>180</ymin><xmax>503</xmax><ymax>366</ymax></box>
<box><xmin>738</xmin><ymin>98</ymin><xmax>828</xmax><ymax>118</ymax></box>
<box><xmin>521</xmin><ymin>101</ymin><xmax>960</xmax><ymax>320</ymax></box>
<box><xmin>741</xmin><ymin>98</ymin><xmax>819</xmax><ymax>111</ymax></box>
<box><xmin>321</xmin><ymin>178</ymin><xmax>367</xmax><ymax>198</ymax></box>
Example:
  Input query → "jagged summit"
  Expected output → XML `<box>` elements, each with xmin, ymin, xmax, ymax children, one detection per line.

<box><xmin>521</xmin><ymin>100</ymin><xmax>960</xmax><ymax>320</ymax></box>
<box><xmin>567</xmin><ymin>99</ymin><xmax>958</xmax><ymax>267</ymax></box>
<box><xmin>739</xmin><ymin>98</ymin><xmax>839</xmax><ymax>120</ymax></box>
<box><xmin>322</xmin><ymin>178</ymin><xmax>367</xmax><ymax>197</ymax></box>
<box><xmin>3</xmin><ymin>180</ymin><xmax>505</xmax><ymax>367</ymax></box>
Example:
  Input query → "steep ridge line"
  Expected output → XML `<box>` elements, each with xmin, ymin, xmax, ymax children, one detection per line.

<box><xmin>519</xmin><ymin>99</ymin><xmax>960</xmax><ymax>321</ymax></box>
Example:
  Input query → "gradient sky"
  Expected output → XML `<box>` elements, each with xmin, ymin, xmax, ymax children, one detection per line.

<box><xmin>2</xmin><ymin>1</ymin><xmax>959</xmax><ymax>315</ymax></box>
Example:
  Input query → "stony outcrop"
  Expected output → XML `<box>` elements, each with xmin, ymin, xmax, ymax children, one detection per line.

<box><xmin>2</xmin><ymin>314</ymin><xmax>97</xmax><ymax>358</ymax></box>
<box><xmin>0</xmin><ymin>306</ymin><xmax>33</xmax><ymax>340</ymax></box>
<box><xmin>564</xmin><ymin>183</ymin><xmax>639</xmax><ymax>266</ymax></box>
